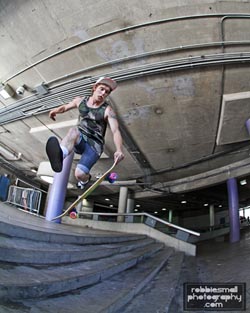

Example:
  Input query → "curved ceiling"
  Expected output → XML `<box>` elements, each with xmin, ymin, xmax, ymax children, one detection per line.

<box><xmin>1</xmin><ymin>1</ymin><xmax>250</xmax><ymax>214</ymax></box>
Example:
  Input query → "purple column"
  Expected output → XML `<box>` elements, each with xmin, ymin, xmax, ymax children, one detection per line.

<box><xmin>45</xmin><ymin>152</ymin><xmax>74</xmax><ymax>223</ymax></box>
<box><xmin>245</xmin><ymin>118</ymin><xmax>250</xmax><ymax>135</ymax></box>
<box><xmin>227</xmin><ymin>178</ymin><xmax>240</xmax><ymax>243</ymax></box>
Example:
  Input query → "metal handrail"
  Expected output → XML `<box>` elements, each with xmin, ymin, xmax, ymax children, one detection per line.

<box><xmin>77</xmin><ymin>211</ymin><xmax>200</xmax><ymax>237</ymax></box>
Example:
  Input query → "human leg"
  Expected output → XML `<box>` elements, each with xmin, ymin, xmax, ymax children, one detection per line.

<box><xmin>46</xmin><ymin>127</ymin><xmax>80</xmax><ymax>172</ymax></box>
<box><xmin>74</xmin><ymin>140</ymin><xmax>100</xmax><ymax>188</ymax></box>
<box><xmin>75</xmin><ymin>168</ymin><xmax>91</xmax><ymax>188</ymax></box>
<box><xmin>61</xmin><ymin>127</ymin><xmax>81</xmax><ymax>156</ymax></box>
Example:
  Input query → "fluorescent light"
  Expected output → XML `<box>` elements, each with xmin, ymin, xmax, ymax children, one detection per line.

<box><xmin>29</xmin><ymin>119</ymin><xmax>78</xmax><ymax>133</ymax></box>
<box><xmin>40</xmin><ymin>175</ymin><xmax>54</xmax><ymax>184</ymax></box>
<box><xmin>0</xmin><ymin>145</ymin><xmax>22</xmax><ymax>160</ymax></box>
<box><xmin>0</xmin><ymin>84</ymin><xmax>15</xmax><ymax>99</ymax></box>
<box><xmin>240</xmin><ymin>179</ymin><xmax>247</xmax><ymax>186</ymax></box>
<box><xmin>40</xmin><ymin>175</ymin><xmax>74</xmax><ymax>189</ymax></box>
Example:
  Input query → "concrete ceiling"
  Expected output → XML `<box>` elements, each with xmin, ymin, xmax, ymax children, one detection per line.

<box><xmin>1</xmin><ymin>1</ymin><xmax>250</xmax><ymax>216</ymax></box>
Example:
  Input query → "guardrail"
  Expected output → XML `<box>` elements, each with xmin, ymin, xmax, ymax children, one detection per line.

<box><xmin>6</xmin><ymin>185</ymin><xmax>42</xmax><ymax>215</ymax></box>
<box><xmin>76</xmin><ymin>211</ymin><xmax>200</xmax><ymax>241</ymax></box>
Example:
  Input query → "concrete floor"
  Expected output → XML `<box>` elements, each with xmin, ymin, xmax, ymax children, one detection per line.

<box><xmin>196</xmin><ymin>229</ymin><xmax>250</xmax><ymax>312</ymax></box>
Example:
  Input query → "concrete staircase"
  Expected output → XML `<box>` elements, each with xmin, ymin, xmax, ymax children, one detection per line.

<box><xmin>0</xmin><ymin>204</ymin><xmax>197</xmax><ymax>313</ymax></box>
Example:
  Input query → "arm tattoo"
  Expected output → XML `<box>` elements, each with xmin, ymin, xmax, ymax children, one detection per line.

<box><xmin>109</xmin><ymin>110</ymin><xmax>117</xmax><ymax>119</ymax></box>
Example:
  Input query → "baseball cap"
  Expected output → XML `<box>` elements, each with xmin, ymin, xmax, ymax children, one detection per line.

<box><xmin>95</xmin><ymin>77</ymin><xmax>117</xmax><ymax>91</ymax></box>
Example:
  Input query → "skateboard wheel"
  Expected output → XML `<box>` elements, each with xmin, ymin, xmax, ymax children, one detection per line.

<box><xmin>70</xmin><ymin>211</ymin><xmax>77</xmax><ymax>219</ymax></box>
<box><xmin>107</xmin><ymin>172</ymin><xmax>118</xmax><ymax>183</ymax></box>
<box><xmin>109</xmin><ymin>172</ymin><xmax>118</xmax><ymax>180</ymax></box>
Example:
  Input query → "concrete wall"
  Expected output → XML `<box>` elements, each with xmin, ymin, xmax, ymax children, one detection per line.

<box><xmin>182</xmin><ymin>209</ymin><xmax>229</xmax><ymax>229</ymax></box>
<box><xmin>63</xmin><ymin>217</ymin><xmax>197</xmax><ymax>256</ymax></box>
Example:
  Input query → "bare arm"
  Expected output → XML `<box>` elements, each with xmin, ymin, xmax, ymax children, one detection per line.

<box><xmin>49</xmin><ymin>96</ymin><xmax>83</xmax><ymax>121</ymax></box>
<box><xmin>106</xmin><ymin>106</ymin><xmax>124</xmax><ymax>163</ymax></box>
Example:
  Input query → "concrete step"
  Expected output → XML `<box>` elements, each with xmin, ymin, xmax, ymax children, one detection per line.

<box><xmin>0</xmin><ymin>219</ymin><xmax>145</xmax><ymax>245</ymax></box>
<box><xmin>0</xmin><ymin>234</ymin><xmax>155</xmax><ymax>264</ymax></box>
<box><xmin>0</xmin><ymin>204</ymin><xmax>146</xmax><ymax>246</ymax></box>
<box><xmin>0</xmin><ymin>248</ymin><xmax>174</xmax><ymax>313</ymax></box>
<box><xmin>0</xmin><ymin>204</ymin><xmax>188</xmax><ymax>313</ymax></box>
<box><xmin>168</xmin><ymin>255</ymin><xmax>201</xmax><ymax>313</ymax></box>
<box><xmin>118</xmin><ymin>251</ymin><xmax>185</xmax><ymax>313</ymax></box>
<box><xmin>0</xmin><ymin>242</ymin><xmax>164</xmax><ymax>300</ymax></box>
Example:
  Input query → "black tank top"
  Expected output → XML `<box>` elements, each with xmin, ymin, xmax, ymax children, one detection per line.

<box><xmin>78</xmin><ymin>97</ymin><xmax>109</xmax><ymax>155</ymax></box>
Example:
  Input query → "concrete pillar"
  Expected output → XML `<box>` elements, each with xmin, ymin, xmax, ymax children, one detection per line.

<box><xmin>168</xmin><ymin>209</ymin><xmax>173</xmax><ymax>223</ymax></box>
<box><xmin>245</xmin><ymin>118</ymin><xmax>250</xmax><ymax>135</ymax></box>
<box><xmin>45</xmin><ymin>152</ymin><xmax>74</xmax><ymax>223</ymax></box>
<box><xmin>227</xmin><ymin>178</ymin><xmax>240</xmax><ymax>243</ymax></box>
<box><xmin>79</xmin><ymin>199</ymin><xmax>94</xmax><ymax>219</ymax></box>
<box><xmin>126</xmin><ymin>196</ymin><xmax>134</xmax><ymax>213</ymax></box>
<box><xmin>43</xmin><ymin>183</ymin><xmax>53</xmax><ymax>217</ymax></box>
<box><xmin>209</xmin><ymin>204</ymin><xmax>215</xmax><ymax>230</ymax></box>
<box><xmin>118</xmin><ymin>186</ymin><xmax>128</xmax><ymax>222</ymax></box>
<box><xmin>76</xmin><ymin>198</ymin><xmax>93</xmax><ymax>213</ymax></box>
<box><xmin>125</xmin><ymin>194</ymin><xmax>135</xmax><ymax>223</ymax></box>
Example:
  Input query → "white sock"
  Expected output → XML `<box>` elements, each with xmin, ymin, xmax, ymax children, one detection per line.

<box><xmin>60</xmin><ymin>145</ymin><xmax>69</xmax><ymax>159</ymax></box>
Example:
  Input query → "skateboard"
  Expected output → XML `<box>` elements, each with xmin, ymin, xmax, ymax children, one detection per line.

<box><xmin>51</xmin><ymin>159</ymin><xmax>118</xmax><ymax>221</ymax></box>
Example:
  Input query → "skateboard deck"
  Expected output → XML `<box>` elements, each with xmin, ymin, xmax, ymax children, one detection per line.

<box><xmin>51</xmin><ymin>159</ymin><xmax>118</xmax><ymax>221</ymax></box>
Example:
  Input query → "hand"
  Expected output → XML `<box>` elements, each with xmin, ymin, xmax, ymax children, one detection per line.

<box><xmin>49</xmin><ymin>109</ymin><xmax>57</xmax><ymax>121</ymax></box>
<box><xmin>114</xmin><ymin>151</ymin><xmax>124</xmax><ymax>163</ymax></box>
<box><xmin>49</xmin><ymin>105</ymin><xmax>67</xmax><ymax>121</ymax></box>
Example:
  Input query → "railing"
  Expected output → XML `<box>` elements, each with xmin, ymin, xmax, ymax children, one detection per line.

<box><xmin>6</xmin><ymin>185</ymin><xmax>42</xmax><ymax>215</ymax></box>
<box><xmin>75</xmin><ymin>211</ymin><xmax>200</xmax><ymax>242</ymax></box>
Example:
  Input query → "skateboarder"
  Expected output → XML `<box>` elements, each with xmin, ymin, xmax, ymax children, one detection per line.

<box><xmin>46</xmin><ymin>77</ymin><xmax>124</xmax><ymax>188</ymax></box>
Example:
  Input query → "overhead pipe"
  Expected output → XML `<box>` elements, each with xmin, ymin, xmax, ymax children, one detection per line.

<box><xmin>2</xmin><ymin>51</ymin><xmax>250</xmax><ymax>124</ymax></box>
<box><xmin>3</xmin><ymin>13</ymin><xmax>250</xmax><ymax>84</ymax></box>
<box><xmin>0</xmin><ymin>46</ymin><xmax>249</xmax><ymax>113</ymax></box>
<box><xmin>2</xmin><ymin>56</ymin><xmax>250</xmax><ymax>126</ymax></box>
<box><xmin>48</xmin><ymin>40</ymin><xmax>250</xmax><ymax>87</ymax></box>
